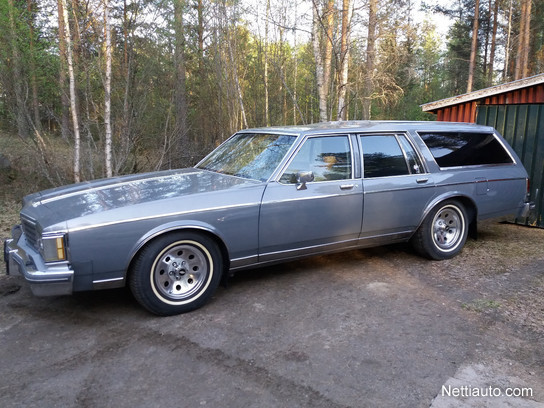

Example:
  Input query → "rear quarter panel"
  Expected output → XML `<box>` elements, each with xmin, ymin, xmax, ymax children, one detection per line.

<box><xmin>410</xmin><ymin>128</ymin><xmax>528</xmax><ymax>221</ymax></box>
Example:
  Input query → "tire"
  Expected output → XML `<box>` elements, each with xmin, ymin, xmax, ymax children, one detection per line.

<box><xmin>412</xmin><ymin>200</ymin><xmax>469</xmax><ymax>260</ymax></box>
<box><xmin>129</xmin><ymin>232</ymin><xmax>223</xmax><ymax>316</ymax></box>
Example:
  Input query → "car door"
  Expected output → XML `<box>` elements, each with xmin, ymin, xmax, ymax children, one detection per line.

<box><xmin>360</xmin><ymin>133</ymin><xmax>436</xmax><ymax>241</ymax></box>
<box><xmin>258</xmin><ymin>134</ymin><xmax>363</xmax><ymax>263</ymax></box>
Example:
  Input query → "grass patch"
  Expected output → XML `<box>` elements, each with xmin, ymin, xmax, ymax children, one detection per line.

<box><xmin>462</xmin><ymin>298</ymin><xmax>501</xmax><ymax>312</ymax></box>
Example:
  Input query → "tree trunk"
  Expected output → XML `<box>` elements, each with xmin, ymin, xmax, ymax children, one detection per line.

<box><xmin>482</xmin><ymin>0</ymin><xmax>490</xmax><ymax>80</ymax></box>
<box><xmin>293</xmin><ymin>2</ymin><xmax>298</xmax><ymax>125</ymax></box>
<box><xmin>227</xmin><ymin>39</ymin><xmax>248</xmax><ymax>129</ymax></box>
<box><xmin>362</xmin><ymin>0</ymin><xmax>377</xmax><ymax>120</ymax></box>
<box><xmin>104</xmin><ymin>0</ymin><xmax>112</xmax><ymax>178</ymax></box>
<box><xmin>337</xmin><ymin>0</ymin><xmax>353</xmax><ymax>121</ymax></box>
<box><xmin>523</xmin><ymin>0</ymin><xmax>533</xmax><ymax>78</ymax></box>
<box><xmin>515</xmin><ymin>0</ymin><xmax>531</xmax><ymax>80</ymax></box>
<box><xmin>26</xmin><ymin>0</ymin><xmax>41</xmax><ymax>132</ymax></box>
<box><xmin>487</xmin><ymin>0</ymin><xmax>498</xmax><ymax>85</ymax></box>
<box><xmin>174</xmin><ymin>0</ymin><xmax>189</xmax><ymax>166</ymax></box>
<box><xmin>312</xmin><ymin>0</ymin><xmax>332</xmax><ymax>122</ymax></box>
<box><xmin>503</xmin><ymin>0</ymin><xmax>513</xmax><ymax>80</ymax></box>
<box><xmin>57</xmin><ymin>0</ymin><xmax>70</xmax><ymax>140</ymax></box>
<box><xmin>467</xmin><ymin>0</ymin><xmax>480</xmax><ymax>93</ymax></box>
<box><xmin>118</xmin><ymin>0</ymin><xmax>137</xmax><ymax>174</ymax></box>
<box><xmin>312</xmin><ymin>2</ymin><xmax>324</xmax><ymax>121</ymax></box>
<box><xmin>60</xmin><ymin>0</ymin><xmax>81</xmax><ymax>182</ymax></box>
<box><xmin>323</xmin><ymin>0</ymin><xmax>334</xmax><ymax>121</ymax></box>
<box><xmin>7</xmin><ymin>0</ymin><xmax>29</xmax><ymax>138</ymax></box>
<box><xmin>264</xmin><ymin>0</ymin><xmax>270</xmax><ymax>126</ymax></box>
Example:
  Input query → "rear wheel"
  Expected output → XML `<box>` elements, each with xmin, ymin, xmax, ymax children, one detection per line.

<box><xmin>412</xmin><ymin>200</ymin><xmax>469</xmax><ymax>260</ymax></box>
<box><xmin>129</xmin><ymin>232</ymin><xmax>223</xmax><ymax>315</ymax></box>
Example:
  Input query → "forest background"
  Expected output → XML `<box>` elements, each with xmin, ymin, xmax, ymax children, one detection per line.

<box><xmin>0</xmin><ymin>0</ymin><xmax>542</xmax><ymax>186</ymax></box>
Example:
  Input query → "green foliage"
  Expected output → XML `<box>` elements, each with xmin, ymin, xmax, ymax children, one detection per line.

<box><xmin>0</xmin><ymin>0</ymin><xmax>540</xmax><ymax>184</ymax></box>
<box><xmin>444</xmin><ymin>20</ymin><xmax>472</xmax><ymax>95</ymax></box>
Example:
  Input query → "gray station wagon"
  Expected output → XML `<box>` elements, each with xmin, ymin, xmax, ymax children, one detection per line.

<box><xmin>4</xmin><ymin>121</ymin><xmax>534</xmax><ymax>315</ymax></box>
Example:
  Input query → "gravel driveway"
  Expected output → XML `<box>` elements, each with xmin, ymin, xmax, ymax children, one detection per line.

<box><xmin>1</xmin><ymin>221</ymin><xmax>543</xmax><ymax>407</ymax></box>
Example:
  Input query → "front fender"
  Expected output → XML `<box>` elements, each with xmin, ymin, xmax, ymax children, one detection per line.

<box><xmin>125</xmin><ymin>220</ymin><xmax>229</xmax><ymax>277</ymax></box>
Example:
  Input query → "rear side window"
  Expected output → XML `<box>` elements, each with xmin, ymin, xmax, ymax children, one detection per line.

<box><xmin>419</xmin><ymin>132</ymin><xmax>513</xmax><ymax>167</ymax></box>
<box><xmin>360</xmin><ymin>135</ymin><xmax>409</xmax><ymax>178</ymax></box>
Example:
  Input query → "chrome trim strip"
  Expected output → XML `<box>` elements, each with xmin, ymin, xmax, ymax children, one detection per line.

<box><xmin>68</xmin><ymin>202</ymin><xmax>259</xmax><ymax>233</ymax></box>
<box><xmin>236</xmin><ymin>129</ymin><xmax>302</xmax><ymax>136</ymax></box>
<box><xmin>230</xmin><ymin>255</ymin><xmax>259</xmax><ymax>268</ymax></box>
<box><xmin>493</xmin><ymin>131</ymin><xmax>518</xmax><ymax>164</ymax></box>
<box><xmin>363</xmin><ymin>184</ymin><xmax>435</xmax><ymax>194</ymax></box>
<box><xmin>436</xmin><ymin>163</ymin><xmax>516</xmax><ymax>171</ymax></box>
<box><xmin>261</xmin><ymin>230</ymin><xmax>413</xmax><ymax>258</ymax></box>
<box><xmin>363</xmin><ymin>172</ymin><xmax>432</xmax><ymax>181</ymax></box>
<box><xmin>230</xmin><ymin>231</ymin><xmax>414</xmax><ymax>271</ymax></box>
<box><xmin>261</xmin><ymin>190</ymin><xmax>360</xmax><ymax>205</ymax></box>
<box><xmin>93</xmin><ymin>277</ymin><xmax>125</xmax><ymax>290</ymax></box>
<box><xmin>259</xmin><ymin>238</ymin><xmax>360</xmax><ymax>259</ymax></box>
<box><xmin>93</xmin><ymin>277</ymin><xmax>124</xmax><ymax>284</ymax></box>
<box><xmin>432</xmin><ymin>177</ymin><xmax>527</xmax><ymax>189</ymax></box>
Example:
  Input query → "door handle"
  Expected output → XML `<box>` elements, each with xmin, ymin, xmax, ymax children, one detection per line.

<box><xmin>416</xmin><ymin>178</ymin><xmax>429</xmax><ymax>184</ymax></box>
<box><xmin>340</xmin><ymin>184</ymin><xmax>355</xmax><ymax>190</ymax></box>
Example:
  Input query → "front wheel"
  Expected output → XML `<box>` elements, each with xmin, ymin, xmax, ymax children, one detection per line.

<box><xmin>129</xmin><ymin>232</ymin><xmax>223</xmax><ymax>315</ymax></box>
<box><xmin>412</xmin><ymin>200</ymin><xmax>469</xmax><ymax>260</ymax></box>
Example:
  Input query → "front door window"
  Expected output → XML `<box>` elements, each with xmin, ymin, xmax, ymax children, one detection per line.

<box><xmin>280</xmin><ymin>136</ymin><xmax>352</xmax><ymax>183</ymax></box>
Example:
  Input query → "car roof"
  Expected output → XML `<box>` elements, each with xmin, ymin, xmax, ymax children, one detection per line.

<box><xmin>238</xmin><ymin>121</ymin><xmax>496</xmax><ymax>136</ymax></box>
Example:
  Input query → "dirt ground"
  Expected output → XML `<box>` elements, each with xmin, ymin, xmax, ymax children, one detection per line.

<box><xmin>1</xmin><ymin>220</ymin><xmax>543</xmax><ymax>407</ymax></box>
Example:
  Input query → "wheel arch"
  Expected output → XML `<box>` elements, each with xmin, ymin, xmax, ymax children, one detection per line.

<box><xmin>124</xmin><ymin>222</ymin><xmax>230</xmax><ymax>282</ymax></box>
<box><xmin>418</xmin><ymin>193</ymin><xmax>478</xmax><ymax>236</ymax></box>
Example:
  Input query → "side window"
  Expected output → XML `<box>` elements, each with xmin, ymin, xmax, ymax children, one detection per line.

<box><xmin>419</xmin><ymin>132</ymin><xmax>514</xmax><ymax>167</ymax></box>
<box><xmin>360</xmin><ymin>135</ymin><xmax>409</xmax><ymax>178</ymax></box>
<box><xmin>398</xmin><ymin>135</ymin><xmax>424</xmax><ymax>174</ymax></box>
<box><xmin>280</xmin><ymin>136</ymin><xmax>352</xmax><ymax>183</ymax></box>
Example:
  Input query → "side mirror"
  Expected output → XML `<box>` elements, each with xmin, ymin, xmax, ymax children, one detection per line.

<box><xmin>296</xmin><ymin>171</ymin><xmax>314</xmax><ymax>190</ymax></box>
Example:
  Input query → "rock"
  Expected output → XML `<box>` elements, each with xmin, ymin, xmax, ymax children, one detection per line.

<box><xmin>0</xmin><ymin>153</ymin><xmax>11</xmax><ymax>170</ymax></box>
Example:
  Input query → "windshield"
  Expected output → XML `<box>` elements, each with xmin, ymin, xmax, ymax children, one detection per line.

<box><xmin>197</xmin><ymin>133</ymin><xmax>297</xmax><ymax>181</ymax></box>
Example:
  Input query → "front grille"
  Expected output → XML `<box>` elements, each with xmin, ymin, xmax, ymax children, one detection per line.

<box><xmin>21</xmin><ymin>216</ymin><xmax>40</xmax><ymax>250</ymax></box>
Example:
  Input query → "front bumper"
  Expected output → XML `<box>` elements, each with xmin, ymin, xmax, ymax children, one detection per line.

<box><xmin>4</xmin><ymin>225</ymin><xmax>73</xmax><ymax>296</ymax></box>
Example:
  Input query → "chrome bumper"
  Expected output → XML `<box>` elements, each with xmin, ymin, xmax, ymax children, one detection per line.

<box><xmin>4</xmin><ymin>226</ymin><xmax>73</xmax><ymax>296</ymax></box>
<box><xmin>518</xmin><ymin>201</ymin><xmax>536</xmax><ymax>218</ymax></box>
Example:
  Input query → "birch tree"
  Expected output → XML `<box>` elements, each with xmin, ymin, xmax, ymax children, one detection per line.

<box><xmin>174</xmin><ymin>0</ymin><xmax>189</xmax><ymax>166</ymax></box>
<box><xmin>104</xmin><ymin>0</ymin><xmax>112</xmax><ymax>178</ymax></box>
<box><xmin>60</xmin><ymin>0</ymin><xmax>81</xmax><ymax>182</ymax></box>
<box><xmin>56</xmin><ymin>0</ymin><xmax>70</xmax><ymax>140</ymax></box>
<box><xmin>264</xmin><ymin>0</ymin><xmax>270</xmax><ymax>126</ymax></box>
<box><xmin>312</xmin><ymin>0</ymin><xmax>334</xmax><ymax>122</ymax></box>
<box><xmin>337</xmin><ymin>0</ymin><xmax>353</xmax><ymax>121</ymax></box>
<box><xmin>487</xmin><ymin>0</ymin><xmax>498</xmax><ymax>86</ymax></box>
<box><xmin>362</xmin><ymin>0</ymin><xmax>377</xmax><ymax>120</ymax></box>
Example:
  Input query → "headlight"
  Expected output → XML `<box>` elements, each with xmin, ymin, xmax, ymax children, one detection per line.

<box><xmin>40</xmin><ymin>235</ymin><xmax>67</xmax><ymax>263</ymax></box>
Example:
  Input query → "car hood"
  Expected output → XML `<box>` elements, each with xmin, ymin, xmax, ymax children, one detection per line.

<box><xmin>21</xmin><ymin>168</ymin><xmax>261</xmax><ymax>232</ymax></box>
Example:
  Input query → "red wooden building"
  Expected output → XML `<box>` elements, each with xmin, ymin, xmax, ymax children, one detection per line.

<box><xmin>421</xmin><ymin>74</ymin><xmax>544</xmax><ymax>122</ymax></box>
<box><xmin>421</xmin><ymin>74</ymin><xmax>544</xmax><ymax>227</ymax></box>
